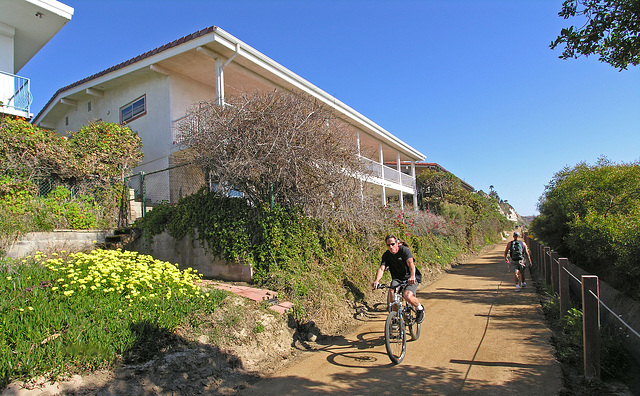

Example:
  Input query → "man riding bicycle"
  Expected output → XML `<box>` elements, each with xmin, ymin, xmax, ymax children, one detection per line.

<box><xmin>372</xmin><ymin>235</ymin><xmax>425</xmax><ymax>324</ymax></box>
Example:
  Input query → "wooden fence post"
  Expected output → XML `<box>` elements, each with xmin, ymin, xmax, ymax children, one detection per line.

<box><xmin>559</xmin><ymin>258</ymin><xmax>569</xmax><ymax>317</ymax></box>
<box><xmin>544</xmin><ymin>247</ymin><xmax>551</xmax><ymax>286</ymax></box>
<box><xmin>582</xmin><ymin>275</ymin><xmax>601</xmax><ymax>380</ymax></box>
<box><xmin>538</xmin><ymin>244</ymin><xmax>544</xmax><ymax>273</ymax></box>
<box><xmin>529</xmin><ymin>238</ymin><xmax>537</xmax><ymax>272</ymax></box>
<box><xmin>551</xmin><ymin>251</ymin><xmax>559</xmax><ymax>295</ymax></box>
<box><xmin>524</xmin><ymin>237</ymin><xmax>532</xmax><ymax>274</ymax></box>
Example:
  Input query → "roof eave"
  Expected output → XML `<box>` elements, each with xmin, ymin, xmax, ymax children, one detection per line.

<box><xmin>35</xmin><ymin>26</ymin><xmax>426</xmax><ymax>161</ymax></box>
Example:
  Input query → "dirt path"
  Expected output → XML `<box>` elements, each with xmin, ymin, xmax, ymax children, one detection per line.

<box><xmin>240</xmin><ymin>243</ymin><xmax>562</xmax><ymax>395</ymax></box>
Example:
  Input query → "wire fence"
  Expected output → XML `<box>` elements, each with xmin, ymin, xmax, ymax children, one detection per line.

<box><xmin>532</xmin><ymin>238</ymin><xmax>640</xmax><ymax>379</ymax></box>
<box><xmin>118</xmin><ymin>161</ymin><xmax>208</xmax><ymax>226</ymax></box>
<box><xmin>552</xmin><ymin>255</ymin><xmax>640</xmax><ymax>341</ymax></box>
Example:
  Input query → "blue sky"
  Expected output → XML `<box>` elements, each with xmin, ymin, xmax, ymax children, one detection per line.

<box><xmin>20</xmin><ymin>0</ymin><xmax>640</xmax><ymax>216</ymax></box>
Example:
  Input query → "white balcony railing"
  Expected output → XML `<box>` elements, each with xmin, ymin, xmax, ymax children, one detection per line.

<box><xmin>359</xmin><ymin>156</ymin><xmax>415</xmax><ymax>190</ymax></box>
<box><xmin>0</xmin><ymin>71</ymin><xmax>31</xmax><ymax>116</ymax></box>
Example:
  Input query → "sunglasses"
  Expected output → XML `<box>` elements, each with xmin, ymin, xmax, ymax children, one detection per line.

<box><xmin>387</xmin><ymin>242</ymin><xmax>396</xmax><ymax>247</ymax></box>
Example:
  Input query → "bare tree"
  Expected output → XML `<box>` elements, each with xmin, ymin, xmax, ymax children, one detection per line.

<box><xmin>175</xmin><ymin>90</ymin><xmax>380</xmax><ymax>228</ymax></box>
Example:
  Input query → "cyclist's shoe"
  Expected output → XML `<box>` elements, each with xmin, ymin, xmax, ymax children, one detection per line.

<box><xmin>521</xmin><ymin>282</ymin><xmax>527</xmax><ymax>288</ymax></box>
<box><xmin>416</xmin><ymin>308</ymin><xmax>425</xmax><ymax>324</ymax></box>
<box><xmin>515</xmin><ymin>284</ymin><xmax>521</xmax><ymax>291</ymax></box>
<box><xmin>391</xmin><ymin>321</ymin><xmax>399</xmax><ymax>331</ymax></box>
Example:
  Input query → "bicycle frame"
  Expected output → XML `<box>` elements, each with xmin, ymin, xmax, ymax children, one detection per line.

<box><xmin>378</xmin><ymin>281</ymin><xmax>421</xmax><ymax>364</ymax></box>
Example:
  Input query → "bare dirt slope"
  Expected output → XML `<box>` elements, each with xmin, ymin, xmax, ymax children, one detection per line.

<box><xmin>239</xmin><ymin>243</ymin><xmax>563</xmax><ymax>395</ymax></box>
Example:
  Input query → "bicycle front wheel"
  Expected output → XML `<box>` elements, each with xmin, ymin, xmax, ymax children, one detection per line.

<box><xmin>384</xmin><ymin>311</ymin><xmax>406</xmax><ymax>364</ymax></box>
<box><xmin>409</xmin><ymin>319</ymin><xmax>421</xmax><ymax>340</ymax></box>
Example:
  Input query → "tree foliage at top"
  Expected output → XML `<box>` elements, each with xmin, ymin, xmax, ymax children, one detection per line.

<box><xmin>175</xmin><ymin>90</ymin><xmax>376</xmax><ymax>227</ymax></box>
<box><xmin>531</xmin><ymin>157</ymin><xmax>640</xmax><ymax>299</ymax></box>
<box><xmin>550</xmin><ymin>0</ymin><xmax>640</xmax><ymax>70</ymax></box>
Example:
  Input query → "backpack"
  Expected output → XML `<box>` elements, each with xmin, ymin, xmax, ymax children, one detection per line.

<box><xmin>509</xmin><ymin>241</ymin><xmax>524</xmax><ymax>261</ymax></box>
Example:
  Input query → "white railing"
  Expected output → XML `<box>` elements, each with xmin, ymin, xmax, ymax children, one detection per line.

<box><xmin>359</xmin><ymin>156</ymin><xmax>415</xmax><ymax>190</ymax></box>
<box><xmin>0</xmin><ymin>71</ymin><xmax>31</xmax><ymax>115</ymax></box>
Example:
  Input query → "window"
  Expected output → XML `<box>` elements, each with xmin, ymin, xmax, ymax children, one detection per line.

<box><xmin>120</xmin><ymin>95</ymin><xmax>146</xmax><ymax>123</ymax></box>
<box><xmin>65</xmin><ymin>116</ymin><xmax>69</xmax><ymax>126</ymax></box>
<box><xmin>87</xmin><ymin>101</ymin><xmax>91</xmax><ymax>112</ymax></box>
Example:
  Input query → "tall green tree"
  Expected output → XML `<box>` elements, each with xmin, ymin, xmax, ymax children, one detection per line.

<box><xmin>531</xmin><ymin>158</ymin><xmax>640</xmax><ymax>299</ymax></box>
<box><xmin>550</xmin><ymin>0</ymin><xmax>640</xmax><ymax>70</ymax></box>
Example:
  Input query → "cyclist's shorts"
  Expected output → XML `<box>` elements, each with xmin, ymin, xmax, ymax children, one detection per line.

<box><xmin>390</xmin><ymin>279</ymin><xmax>418</xmax><ymax>297</ymax></box>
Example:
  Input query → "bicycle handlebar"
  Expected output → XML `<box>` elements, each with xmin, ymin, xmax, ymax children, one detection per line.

<box><xmin>376</xmin><ymin>280</ymin><xmax>410</xmax><ymax>291</ymax></box>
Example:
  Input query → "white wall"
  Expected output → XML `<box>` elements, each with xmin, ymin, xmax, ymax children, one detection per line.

<box><xmin>52</xmin><ymin>72</ymin><xmax>174</xmax><ymax>203</ymax></box>
<box><xmin>0</xmin><ymin>22</ymin><xmax>15</xmax><ymax>73</ymax></box>
<box><xmin>170</xmin><ymin>72</ymin><xmax>216</xmax><ymax>121</ymax></box>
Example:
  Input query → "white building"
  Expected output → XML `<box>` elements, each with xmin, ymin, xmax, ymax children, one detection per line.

<box><xmin>34</xmin><ymin>26</ymin><xmax>426</xmax><ymax>210</ymax></box>
<box><xmin>0</xmin><ymin>0</ymin><xmax>73</xmax><ymax>118</ymax></box>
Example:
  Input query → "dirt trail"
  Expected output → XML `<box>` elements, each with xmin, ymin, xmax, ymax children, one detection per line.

<box><xmin>240</xmin><ymin>243</ymin><xmax>562</xmax><ymax>395</ymax></box>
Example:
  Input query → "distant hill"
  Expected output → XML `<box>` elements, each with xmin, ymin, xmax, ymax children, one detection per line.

<box><xmin>521</xmin><ymin>215</ymin><xmax>536</xmax><ymax>224</ymax></box>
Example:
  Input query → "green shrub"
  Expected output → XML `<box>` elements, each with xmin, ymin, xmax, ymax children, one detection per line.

<box><xmin>0</xmin><ymin>119</ymin><xmax>143</xmax><ymax>243</ymax></box>
<box><xmin>532</xmin><ymin>158</ymin><xmax>640</xmax><ymax>299</ymax></box>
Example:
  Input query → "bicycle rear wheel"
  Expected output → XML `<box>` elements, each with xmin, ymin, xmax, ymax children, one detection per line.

<box><xmin>384</xmin><ymin>311</ymin><xmax>406</xmax><ymax>364</ymax></box>
<box><xmin>408</xmin><ymin>308</ymin><xmax>421</xmax><ymax>340</ymax></box>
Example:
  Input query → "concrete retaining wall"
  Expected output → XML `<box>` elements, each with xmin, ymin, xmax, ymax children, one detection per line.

<box><xmin>4</xmin><ymin>230</ymin><xmax>111</xmax><ymax>259</ymax></box>
<box><xmin>126</xmin><ymin>230</ymin><xmax>253</xmax><ymax>283</ymax></box>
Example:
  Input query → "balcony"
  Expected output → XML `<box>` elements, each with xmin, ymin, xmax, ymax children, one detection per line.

<box><xmin>359</xmin><ymin>156</ymin><xmax>415</xmax><ymax>192</ymax></box>
<box><xmin>0</xmin><ymin>71</ymin><xmax>32</xmax><ymax>118</ymax></box>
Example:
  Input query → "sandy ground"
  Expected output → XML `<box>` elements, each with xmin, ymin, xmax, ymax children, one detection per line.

<box><xmin>239</xmin><ymin>243</ymin><xmax>562</xmax><ymax>395</ymax></box>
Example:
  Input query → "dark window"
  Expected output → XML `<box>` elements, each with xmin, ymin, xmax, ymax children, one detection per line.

<box><xmin>120</xmin><ymin>95</ymin><xmax>146</xmax><ymax>123</ymax></box>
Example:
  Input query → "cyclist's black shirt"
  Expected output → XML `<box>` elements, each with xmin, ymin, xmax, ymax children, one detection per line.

<box><xmin>381</xmin><ymin>245</ymin><xmax>422</xmax><ymax>283</ymax></box>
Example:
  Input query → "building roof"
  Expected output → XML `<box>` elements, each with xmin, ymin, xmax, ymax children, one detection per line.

<box><xmin>33</xmin><ymin>26</ymin><xmax>217</xmax><ymax>122</ymax></box>
<box><xmin>34</xmin><ymin>25</ymin><xmax>426</xmax><ymax>162</ymax></box>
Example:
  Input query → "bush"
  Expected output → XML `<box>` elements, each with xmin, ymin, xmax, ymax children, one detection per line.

<box><xmin>532</xmin><ymin>158</ymin><xmax>640</xmax><ymax>299</ymax></box>
<box><xmin>0</xmin><ymin>118</ymin><xmax>143</xmax><ymax>245</ymax></box>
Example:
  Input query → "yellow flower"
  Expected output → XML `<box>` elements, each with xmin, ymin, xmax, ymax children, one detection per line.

<box><xmin>5</xmin><ymin>276</ymin><xmax>11</xmax><ymax>280</ymax></box>
<box><xmin>28</xmin><ymin>306</ymin><xmax>34</xmax><ymax>311</ymax></box>
<box><xmin>63</xmin><ymin>290</ymin><xmax>74</xmax><ymax>296</ymax></box>
<box><xmin>17</xmin><ymin>308</ymin><xmax>24</xmax><ymax>312</ymax></box>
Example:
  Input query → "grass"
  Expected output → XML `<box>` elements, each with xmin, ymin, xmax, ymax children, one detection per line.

<box><xmin>0</xmin><ymin>249</ymin><xmax>227</xmax><ymax>389</ymax></box>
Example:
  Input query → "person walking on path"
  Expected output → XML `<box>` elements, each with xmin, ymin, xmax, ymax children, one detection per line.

<box><xmin>504</xmin><ymin>231</ymin><xmax>532</xmax><ymax>291</ymax></box>
<box><xmin>372</xmin><ymin>234</ymin><xmax>425</xmax><ymax>323</ymax></box>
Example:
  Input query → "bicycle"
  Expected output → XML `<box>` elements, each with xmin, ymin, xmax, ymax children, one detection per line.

<box><xmin>377</xmin><ymin>281</ymin><xmax>421</xmax><ymax>364</ymax></box>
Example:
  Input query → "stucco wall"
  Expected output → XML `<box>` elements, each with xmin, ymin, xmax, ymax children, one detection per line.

<box><xmin>0</xmin><ymin>24</ymin><xmax>15</xmax><ymax>72</ymax></box>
